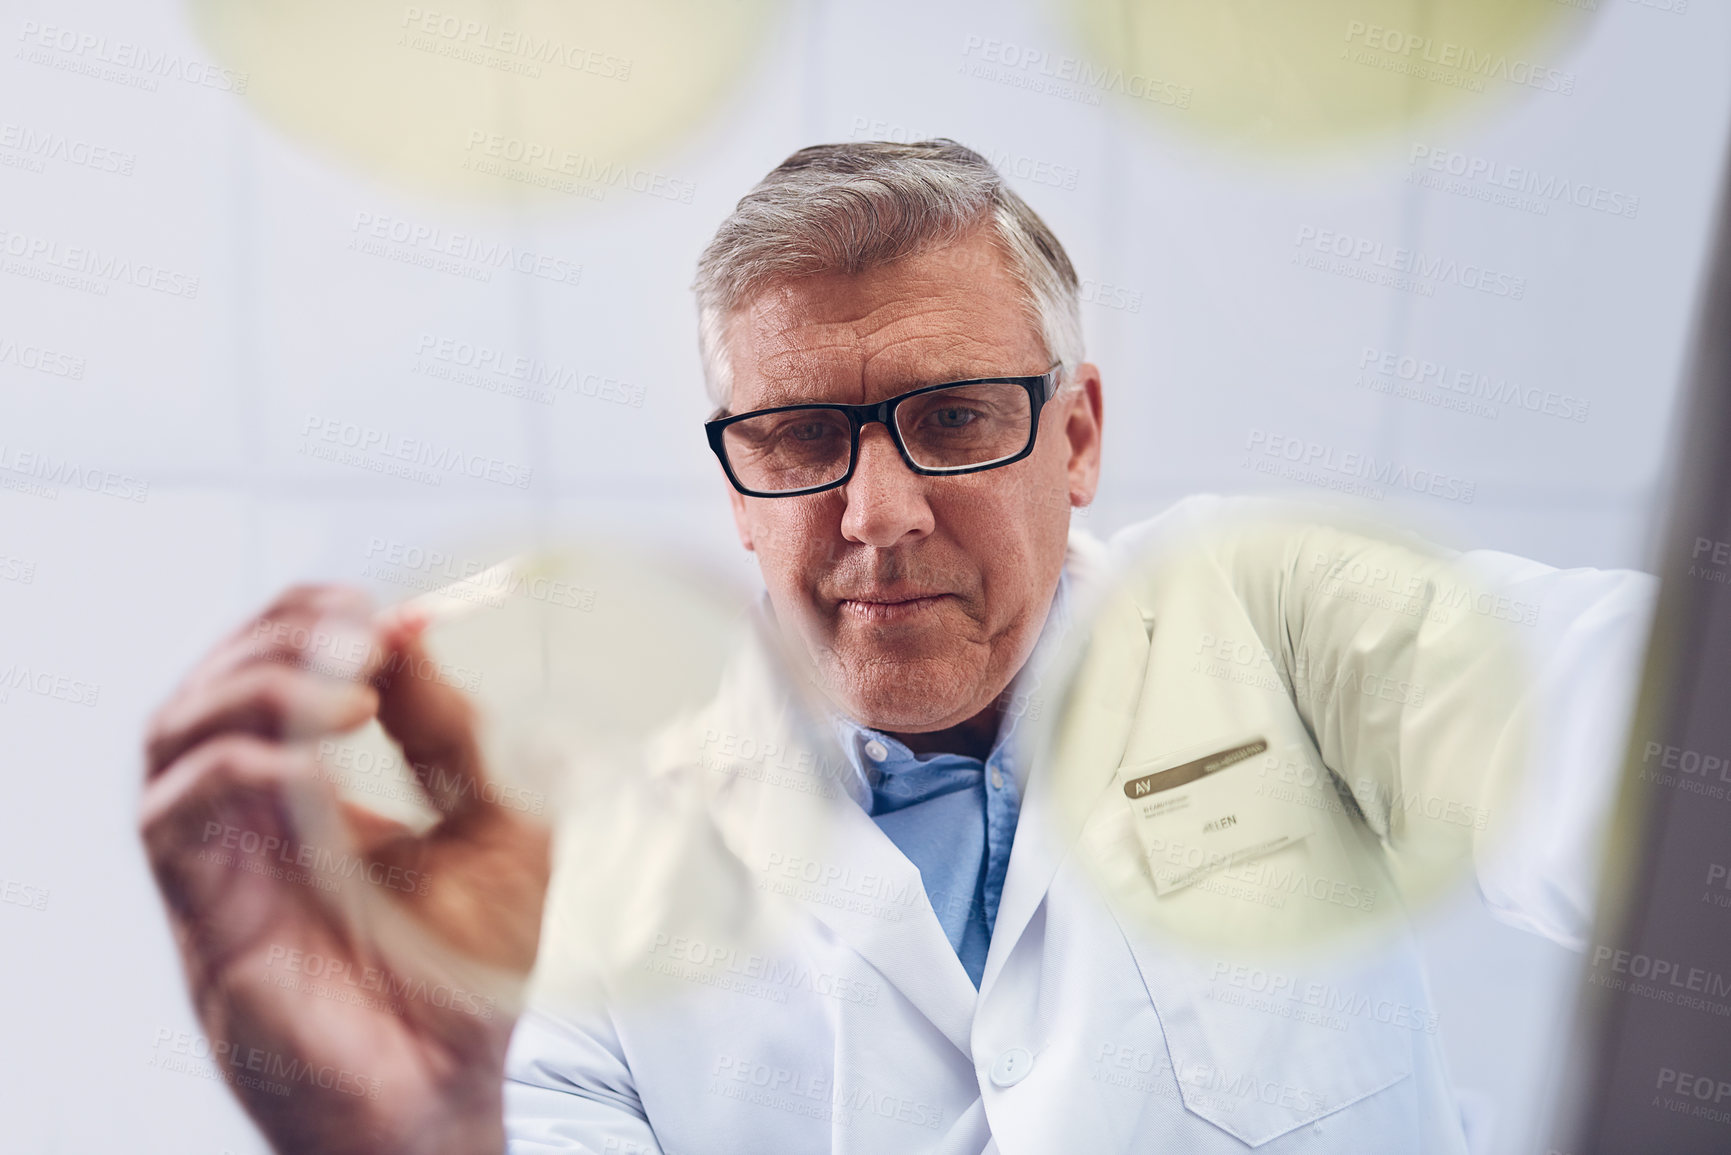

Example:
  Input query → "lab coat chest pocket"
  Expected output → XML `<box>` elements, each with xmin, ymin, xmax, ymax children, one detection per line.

<box><xmin>1121</xmin><ymin>930</ymin><xmax>1415</xmax><ymax>1146</ymax></box>
<box><xmin>1082</xmin><ymin>789</ymin><xmax>1416</xmax><ymax>1148</ymax></box>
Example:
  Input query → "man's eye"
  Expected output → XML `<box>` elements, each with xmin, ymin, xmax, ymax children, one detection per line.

<box><xmin>786</xmin><ymin>422</ymin><xmax>838</xmax><ymax>441</ymax></box>
<box><xmin>928</xmin><ymin>407</ymin><xmax>980</xmax><ymax>429</ymax></box>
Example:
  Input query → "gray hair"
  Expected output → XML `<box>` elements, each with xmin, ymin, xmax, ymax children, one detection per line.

<box><xmin>693</xmin><ymin>138</ymin><xmax>1084</xmax><ymax>409</ymax></box>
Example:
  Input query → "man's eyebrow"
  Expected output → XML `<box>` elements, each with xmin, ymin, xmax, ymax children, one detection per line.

<box><xmin>742</xmin><ymin>366</ymin><xmax>1025</xmax><ymax>410</ymax></box>
<box><xmin>728</xmin><ymin>388</ymin><xmax>823</xmax><ymax>413</ymax></box>
<box><xmin>901</xmin><ymin>366</ymin><xmax>1005</xmax><ymax>386</ymax></box>
<box><xmin>753</xmin><ymin>384</ymin><xmax>824</xmax><ymax>406</ymax></box>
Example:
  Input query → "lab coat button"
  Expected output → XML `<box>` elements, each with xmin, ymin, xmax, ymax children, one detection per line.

<box><xmin>989</xmin><ymin>1047</ymin><xmax>1034</xmax><ymax>1087</ymax></box>
<box><xmin>864</xmin><ymin>740</ymin><xmax>889</xmax><ymax>762</ymax></box>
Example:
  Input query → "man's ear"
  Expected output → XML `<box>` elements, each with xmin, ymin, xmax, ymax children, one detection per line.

<box><xmin>727</xmin><ymin>484</ymin><xmax>755</xmax><ymax>552</ymax></box>
<box><xmin>1064</xmin><ymin>362</ymin><xmax>1105</xmax><ymax>508</ymax></box>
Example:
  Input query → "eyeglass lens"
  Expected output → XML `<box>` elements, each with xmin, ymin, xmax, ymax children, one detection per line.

<box><xmin>719</xmin><ymin>382</ymin><xmax>1033</xmax><ymax>494</ymax></box>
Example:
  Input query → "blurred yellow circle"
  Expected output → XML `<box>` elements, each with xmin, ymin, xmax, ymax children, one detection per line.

<box><xmin>1067</xmin><ymin>0</ymin><xmax>1593</xmax><ymax>153</ymax></box>
<box><xmin>189</xmin><ymin>0</ymin><xmax>781</xmax><ymax>201</ymax></box>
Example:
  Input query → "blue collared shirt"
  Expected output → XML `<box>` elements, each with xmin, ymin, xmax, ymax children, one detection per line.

<box><xmin>832</xmin><ymin>576</ymin><xmax>1067</xmax><ymax>988</ymax></box>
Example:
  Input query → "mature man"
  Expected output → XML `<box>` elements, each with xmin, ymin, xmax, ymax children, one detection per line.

<box><xmin>142</xmin><ymin>140</ymin><xmax>1652</xmax><ymax>1154</ymax></box>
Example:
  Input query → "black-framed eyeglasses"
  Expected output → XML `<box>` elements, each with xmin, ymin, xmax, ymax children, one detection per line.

<box><xmin>705</xmin><ymin>364</ymin><xmax>1063</xmax><ymax>498</ymax></box>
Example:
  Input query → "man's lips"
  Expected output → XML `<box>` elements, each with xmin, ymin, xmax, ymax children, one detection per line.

<box><xmin>834</xmin><ymin>592</ymin><xmax>954</xmax><ymax>623</ymax></box>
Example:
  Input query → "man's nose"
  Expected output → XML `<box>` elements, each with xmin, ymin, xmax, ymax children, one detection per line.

<box><xmin>839</xmin><ymin>425</ymin><xmax>934</xmax><ymax>548</ymax></box>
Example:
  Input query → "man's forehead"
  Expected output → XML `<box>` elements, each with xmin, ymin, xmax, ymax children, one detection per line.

<box><xmin>733</xmin><ymin>313</ymin><xmax>1014</xmax><ymax>406</ymax></box>
<box><xmin>724</xmin><ymin>241</ymin><xmax>1044</xmax><ymax>409</ymax></box>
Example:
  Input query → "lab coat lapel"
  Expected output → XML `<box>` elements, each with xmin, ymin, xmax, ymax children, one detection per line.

<box><xmin>777</xmin><ymin>787</ymin><xmax>979</xmax><ymax>1052</ymax></box>
<box><xmin>701</xmin><ymin>637</ymin><xmax>980</xmax><ymax>1056</ymax></box>
<box><xmin>979</xmin><ymin>579</ymin><xmax>1153</xmax><ymax>995</ymax></box>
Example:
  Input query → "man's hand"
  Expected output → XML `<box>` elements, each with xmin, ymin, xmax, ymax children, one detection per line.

<box><xmin>141</xmin><ymin>585</ymin><xmax>551</xmax><ymax>1155</ymax></box>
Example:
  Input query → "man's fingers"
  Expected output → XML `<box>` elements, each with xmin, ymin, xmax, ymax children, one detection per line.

<box><xmin>139</xmin><ymin>734</ymin><xmax>329</xmax><ymax>953</ymax></box>
<box><xmin>146</xmin><ymin>663</ymin><xmax>379</xmax><ymax>778</ymax></box>
<box><xmin>242</xmin><ymin>584</ymin><xmax>377</xmax><ymax>653</ymax></box>
<box><xmin>373</xmin><ymin>626</ymin><xmax>491</xmax><ymax>825</ymax></box>
<box><xmin>175</xmin><ymin>585</ymin><xmax>378</xmax><ymax>697</ymax></box>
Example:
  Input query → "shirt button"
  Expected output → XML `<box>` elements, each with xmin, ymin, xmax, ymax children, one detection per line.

<box><xmin>989</xmin><ymin>1047</ymin><xmax>1034</xmax><ymax>1088</ymax></box>
<box><xmin>864</xmin><ymin>740</ymin><xmax>889</xmax><ymax>762</ymax></box>
<box><xmin>990</xmin><ymin>768</ymin><xmax>1005</xmax><ymax>790</ymax></box>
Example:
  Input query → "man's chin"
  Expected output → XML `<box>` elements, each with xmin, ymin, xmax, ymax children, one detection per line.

<box><xmin>818</xmin><ymin>654</ymin><xmax>985</xmax><ymax>733</ymax></box>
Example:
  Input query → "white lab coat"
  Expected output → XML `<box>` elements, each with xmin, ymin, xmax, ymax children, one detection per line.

<box><xmin>503</xmin><ymin>496</ymin><xmax>1654</xmax><ymax>1154</ymax></box>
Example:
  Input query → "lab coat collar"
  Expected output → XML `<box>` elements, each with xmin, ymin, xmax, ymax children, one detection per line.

<box><xmin>979</xmin><ymin>526</ymin><xmax>1153</xmax><ymax>995</ymax></box>
<box><xmin>698</xmin><ymin>617</ymin><xmax>980</xmax><ymax>1054</ymax></box>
